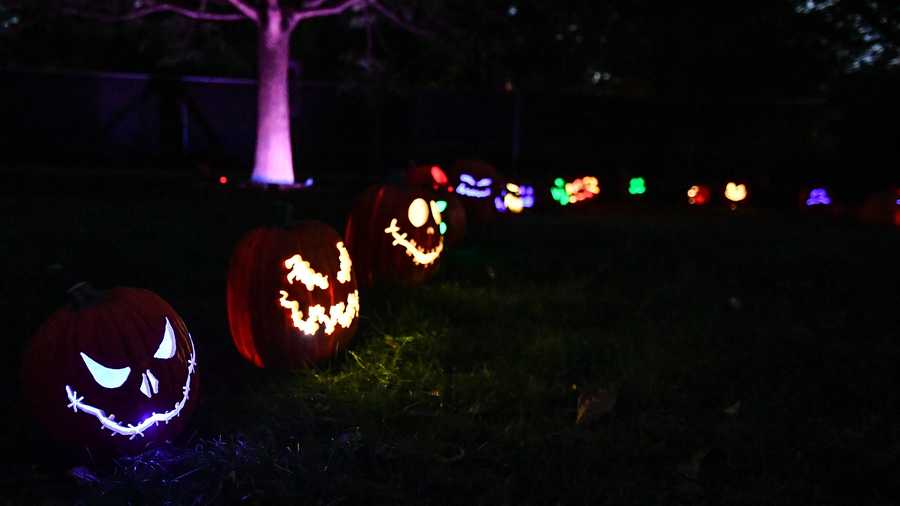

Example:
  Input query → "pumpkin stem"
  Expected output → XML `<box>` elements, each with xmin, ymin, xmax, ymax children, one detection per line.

<box><xmin>66</xmin><ymin>281</ymin><xmax>103</xmax><ymax>309</ymax></box>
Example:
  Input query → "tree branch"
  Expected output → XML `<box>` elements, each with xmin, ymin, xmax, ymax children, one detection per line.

<box><xmin>287</xmin><ymin>0</ymin><xmax>432</xmax><ymax>38</ymax></box>
<box><xmin>301</xmin><ymin>0</ymin><xmax>332</xmax><ymax>8</ymax></box>
<box><xmin>368</xmin><ymin>0</ymin><xmax>432</xmax><ymax>38</ymax></box>
<box><xmin>288</xmin><ymin>0</ymin><xmax>365</xmax><ymax>31</ymax></box>
<box><xmin>222</xmin><ymin>0</ymin><xmax>259</xmax><ymax>23</ymax></box>
<box><xmin>64</xmin><ymin>2</ymin><xmax>249</xmax><ymax>23</ymax></box>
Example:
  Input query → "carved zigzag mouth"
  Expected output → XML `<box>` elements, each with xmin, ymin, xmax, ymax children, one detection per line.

<box><xmin>64</xmin><ymin>336</ymin><xmax>197</xmax><ymax>440</ymax></box>
<box><xmin>278</xmin><ymin>289</ymin><xmax>360</xmax><ymax>336</ymax></box>
<box><xmin>384</xmin><ymin>219</ymin><xmax>444</xmax><ymax>266</ymax></box>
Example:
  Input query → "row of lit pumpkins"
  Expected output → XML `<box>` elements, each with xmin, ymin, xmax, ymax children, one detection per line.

<box><xmin>23</xmin><ymin>184</ymin><xmax>452</xmax><ymax>453</ymax></box>
<box><xmin>410</xmin><ymin>161</ymin><xmax>899</xmax><ymax>218</ymax></box>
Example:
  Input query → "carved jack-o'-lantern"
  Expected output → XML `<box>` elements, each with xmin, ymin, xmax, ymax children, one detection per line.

<box><xmin>551</xmin><ymin>177</ymin><xmax>601</xmax><ymax>205</ymax></box>
<box><xmin>449</xmin><ymin>159</ymin><xmax>498</xmax><ymax>223</ymax></box>
<box><xmin>227</xmin><ymin>221</ymin><xmax>360</xmax><ymax>368</ymax></box>
<box><xmin>628</xmin><ymin>177</ymin><xmax>646</xmax><ymax>196</ymax></box>
<box><xmin>345</xmin><ymin>185</ymin><xmax>444</xmax><ymax>287</ymax></box>
<box><xmin>805</xmin><ymin>188</ymin><xmax>832</xmax><ymax>206</ymax></box>
<box><xmin>407</xmin><ymin>164</ymin><xmax>450</xmax><ymax>191</ymax></box>
<box><xmin>456</xmin><ymin>173</ymin><xmax>494</xmax><ymax>198</ymax></box>
<box><xmin>724</xmin><ymin>182</ymin><xmax>748</xmax><ymax>205</ymax></box>
<box><xmin>687</xmin><ymin>185</ymin><xmax>711</xmax><ymax>205</ymax></box>
<box><xmin>859</xmin><ymin>187</ymin><xmax>900</xmax><ymax>227</ymax></box>
<box><xmin>494</xmin><ymin>182</ymin><xmax>535</xmax><ymax>213</ymax></box>
<box><xmin>23</xmin><ymin>285</ymin><xmax>199</xmax><ymax>452</ymax></box>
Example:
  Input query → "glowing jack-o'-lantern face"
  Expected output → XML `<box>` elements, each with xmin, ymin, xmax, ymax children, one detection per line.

<box><xmin>66</xmin><ymin>317</ymin><xmax>196</xmax><ymax>439</ymax></box>
<box><xmin>628</xmin><ymin>177</ymin><xmax>646</xmax><ymax>195</ymax></box>
<box><xmin>345</xmin><ymin>185</ymin><xmax>446</xmax><ymax>287</ymax></box>
<box><xmin>456</xmin><ymin>174</ymin><xmax>493</xmax><ymax>199</ymax></box>
<box><xmin>806</xmin><ymin>188</ymin><xmax>832</xmax><ymax>206</ymax></box>
<box><xmin>23</xmin><ymin>286</ymin><xmax>199</xmax><ymax>451</ymax></box>
<box><xmin>687</xmin><ymin>185</ymin><xmax>711</xmax><ymax>205</ymax></box>
<box><xmin>228</xmin><ymin>221</ymin><xmax>360</xmax><ymax>368</ymax></box>
<box><xmin>406</xmin><ymin>164</ymin><xmax>451</xmax><ymax>192</ymax></box>
<box><xmin>384</xmin><ymin>197</ymin><xmax>445</xmax><ymax>265</ymax></box>
<box><xmin>277</xmin><ymin>241</ymin><xmax>360</xmax><ymax>336</ymax></box>
<box><xmin>495</xmin><ymin>183</ymin><xmax>535</xmax><ymax>213</ymax></box>
<box><xmin>725</xmin><ymin>182</ymin><xmax>748</xmax><ymax>203</ymax></box>
<box><xmin>551</xmin><ymin>177</ymin><xmax>600</xmax><ymax>206</ymax></box>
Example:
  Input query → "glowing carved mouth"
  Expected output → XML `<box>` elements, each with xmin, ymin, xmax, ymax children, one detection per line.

<box><xmin>278</xmin><ymin>290</ymin><xmax>360</xmax><ymax>335</ymax></box>
<box><xmin>384</xmin><ymin>219</ymin><xmax>444</xmax><ymax>266</ymax></box>
<box><xmin>277</xmin><ymin>242</ymin><xmax>360</xmax><ymax>335</ymax></box>
<box><xmin>64</xmin><ymin>335</ymin><xmax>197</xmax><ymax>440</ymax></box>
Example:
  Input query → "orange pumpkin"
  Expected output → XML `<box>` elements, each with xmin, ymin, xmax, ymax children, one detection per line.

<box><xmin>345</xmin><ymin>185</ymin><xmax>445</xmax><ymax>287</ymax></box>
<box><xmin>23</xmin><ymin>284</ymin><xmax>199</xmax><ymax>452</ymax></box>
<box><xmin>227</xmin><ymin>221</ymin><xmax>360</xmax><ymax>368</ymax></box>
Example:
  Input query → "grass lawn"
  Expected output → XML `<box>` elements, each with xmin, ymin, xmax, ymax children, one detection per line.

<box><xmin>2</xmin><ymin>173</ymin><xmax>899</xmax><ymax>505</ymax></box>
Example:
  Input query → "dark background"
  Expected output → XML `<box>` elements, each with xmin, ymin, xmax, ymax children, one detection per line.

<box><xmin>2</xmin><ymin>0</ymin><xmax>898</xmax><ymax>201</ymax></box>
<box><xmin>1</xmin><ymin>68</ymin><xmax>897</xmax><ymax>204</ymax></box>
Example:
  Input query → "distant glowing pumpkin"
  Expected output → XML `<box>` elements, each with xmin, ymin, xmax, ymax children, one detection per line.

<box><xmin>448</xmin><ymin>160</ymin><xmax>499</xmax><ymax>223</ymax></box>
<box><xmin>724</xmin><ymin>182</ymin><xmax>748</xmax><ymax>204</ymax></box>
<box><xmin>495</xmin><ymin>182</ymin><xmax>535</xmax><ymax>213</ymax></box>
<box><xmin>687</xmin><ymin>185</ymin><xmax>711</xmax><ymax>205</ymax></box>
<box><xmin>407</xmin><ymin>164</ymin><xmax>450</xmax><ymax>191</ymax></box>
<box><xmin>551</xmin><ymin>176</ymin><xmax>600</xmax><ymax>206</ymax></box>
<box><xmin>227</xmin><ymin>221</ymin><xmax>359</xmax><ymax>368</ymax></box>
<box><xmin>860</xmin><ymin>187</ymin><xmax>900</xmax><ymax>227</ymax></box>
<box><xmin>806</xmin><ymin>187</ymin><xmax>832</xmax><ymax>207</ymax></box>
<box><xmin>345</xmin><ymin>185</ymin><xmax>445</xmax><ymax>286</ymax></box>
<box><xmin>628</xmin><ymin>177</ymin><xmax>646</xmax><ymax>196</ymax></box>
<box><xmin>23</xmin><ymin>284</ymin><xmax>199</xmax><ymax>452</ymax></box>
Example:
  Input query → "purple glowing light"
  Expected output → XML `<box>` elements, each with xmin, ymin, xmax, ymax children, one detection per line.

<box><xmin>806</xmin><ymin>188</ymin><xmax>832</xmax><ymax>206</ymax></box>
<box><xmin>494</xmin><ymin>183</ymin><xmax>534</xmax><ymax>213</ymax></box>
<box><xmin>457</xmin><ymin>174</ymin><xmax>493</xmax><ymax>198</ymax></box>
<box><xmin>251</xmin><ymin>26</ymin><xmax>295</xmax><ymax>186</ymax></box>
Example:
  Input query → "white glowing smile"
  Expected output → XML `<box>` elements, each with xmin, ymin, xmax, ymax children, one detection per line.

<box><xmin>279</xmin><ymin>290</ymin><xmax>360</xmax><ymax>336</ymax></box>
<box><xmin>277</xmin><ymin>242</ymin><xmax>360</xmax><ymax>336</ymax></box>
<box><xmin>64</xmin><ymin>335</ymin><xmax>197</xmax><ymax>440</ymax></box>
<box><xmin>384</xmin><ymin>219</ymin><xmax>444</xmax><ymax>266</ymax></box>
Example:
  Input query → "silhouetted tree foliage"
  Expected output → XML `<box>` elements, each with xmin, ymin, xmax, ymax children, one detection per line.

<box><xmin>2</xmin><ymin>0</ymin><xmax>897</xmax><ymax>98</ymax></box>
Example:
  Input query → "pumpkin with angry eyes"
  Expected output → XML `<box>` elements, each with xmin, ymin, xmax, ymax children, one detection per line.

<box><xmin>227</xmin><ymin>220</ymin><xmax>360</xmax><ymax>368</ymax></box>
<box><xmin>345</xmin><ymin>185</ymin><xmax>445</xmax><ymax>287</ymax></box>
<box><xmin>23</xmin><ymin>284</ymin><xmax>199</xmax><ymax>452</ymax></box>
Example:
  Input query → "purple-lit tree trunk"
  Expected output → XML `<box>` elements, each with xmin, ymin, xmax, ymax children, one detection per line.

<box><xmin>64</xmin><ymin>0</ymin><xmax>423</xmax><ymax>186</ymax></box>
<box><xmin>253</xmin><ymin>4</ymin><xmax>294</xmax><ymax>184</ymax></box>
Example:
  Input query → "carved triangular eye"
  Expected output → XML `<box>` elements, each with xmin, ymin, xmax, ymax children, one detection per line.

<box><xmin>154</xmin><ymin>317</ymin><xmax>177</xmax><ymax>360</ymax></box>
<box><xmin>81</xmin><ymin>352</ymin><xmax>130</xmax><ymax>389</ymax></box>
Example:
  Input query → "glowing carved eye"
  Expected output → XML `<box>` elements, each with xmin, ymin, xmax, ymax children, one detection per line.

<box><xmin>477</xmin><ymin>178</ymin><xmax>493</xmax><ymax>187</ymax></box>
<box><xmin>408</xmin><ymin>198</ymin><xmax>430</xmax><ymax>228</ymax></box>
<box><xmin>153</xmin><ymin>317</ymin><xmax>177</xmax><ymax>359</ymax></box>
<box><xmin>430</xmin><ymin>166</ymin><xmax>448</xmax><ymax>185</ymax></box>
<box><xmin>81</xmin><ymin>352</ymin><xmax>130</xmax><ymax>389</ymax></box>
<box><xmin>460</xmin><ymin>174</ymin><xmax>476</xmax><ymax>185</ymax></box>
<box><xmin>429</xmin><ymin>200</ymin><xmax>443</xmax><ymax>225</ymax></box>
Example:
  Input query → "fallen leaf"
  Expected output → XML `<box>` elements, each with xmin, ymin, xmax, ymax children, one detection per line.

<box><xmin>575</xmin><ymin>388</ymin><xmax>616</xmax><ymax>426</ymax></box>
<box><xmin>67</xmin><ymin>466</ymin><xmax>99</xmax><ymax>484</ymax></box>
<box><xmin>723</xmin><ymin>401</ymin><xmax>741</xmax><ymax>416</ymax></box>
<box><xmin>677</xmin><ymin>448</ymin><xmax>710</xmax><ymax>480</ymax></box>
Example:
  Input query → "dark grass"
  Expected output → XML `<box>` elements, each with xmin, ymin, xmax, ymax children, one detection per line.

<box><xmin>2</xmin><ymin>173</ymin><xmax>899</xmax><ymax>505</ymax></box>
